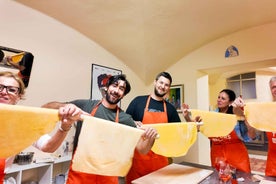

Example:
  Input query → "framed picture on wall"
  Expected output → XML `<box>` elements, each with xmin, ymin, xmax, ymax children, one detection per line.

<box><xmin>0</xmin><ymin>46</ymin><xmax>34</xmax><ymax>87</ymax></box>
<box><xmin>91</xmin><ymin>64</ymin><xmax>122</xmax><ymax>100</ymax></box>
<box><xmin>166</xmin><ymin>84</ymin><xmax>184</xmax><ymax>112</ymax></box>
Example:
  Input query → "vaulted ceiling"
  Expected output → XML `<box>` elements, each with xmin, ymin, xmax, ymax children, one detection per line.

<box><xmin>15</xmin><ymin>0</ymin><xmax>276</xmax><ymax>82</ymax></box>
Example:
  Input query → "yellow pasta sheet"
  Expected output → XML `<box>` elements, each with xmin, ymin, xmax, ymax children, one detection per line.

<box><xmin>0</xmin><ymin>104</ymin><xmax>59</xmax><ymax>158</ymax></box>
<box><xmin>143</xmin><ymin>123</ymin><xmax>197</xmax><ymax>157</ymax></box>
<box><xmin>244</xmin><ymin>102</ymin><xmax>276</xmax><ymax>132</ymax></box>
<box><xmin>72</xmin><ymin>116</ymin><xmax>144</xmax><ymax>176</ymax></box>
<box><xmin>190</xmin><ymin>109</ymin><xmax>237</xmax><ymax>137</ymax></box>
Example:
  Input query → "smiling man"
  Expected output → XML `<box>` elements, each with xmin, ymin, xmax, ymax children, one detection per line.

<box><xmin>40</xmin><ymin>74</ymin><xmax>158</xmax><ymax>184</ymax></box>
<box><xmin>125</xmin><ymin>72</ymin><xmax>181</xmax><ymax>184</ymax></box>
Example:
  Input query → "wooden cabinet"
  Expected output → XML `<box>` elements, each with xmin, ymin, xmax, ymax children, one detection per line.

<box><xmin>5</xmin><ymin>154</ymin><xmax>71</xmax><ymax>184</ymax></box>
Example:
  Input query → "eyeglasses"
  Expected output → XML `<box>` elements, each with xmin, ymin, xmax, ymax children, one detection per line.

<box><xmin>0</xmin><ymin>84</ymin><xmax>20</xmax><ymax>95</ymax></box>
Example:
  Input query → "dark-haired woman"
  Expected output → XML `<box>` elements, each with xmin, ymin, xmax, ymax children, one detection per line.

<box><xmin>209</xmin><ymin>89</ymin><xmax>256</xmax><ymax>173</ymax></box>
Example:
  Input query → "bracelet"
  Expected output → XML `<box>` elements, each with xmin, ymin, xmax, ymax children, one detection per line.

<box><xmin>59</xmin><ymin>123</ymin><xmax>72</xmax><ymax>132</ymax></box>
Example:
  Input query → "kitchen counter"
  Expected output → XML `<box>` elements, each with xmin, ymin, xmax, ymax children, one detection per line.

<box><xmin>131</xmin><ymin>161</ymin><xmax>276</xmax><ymax>184</ymax></box>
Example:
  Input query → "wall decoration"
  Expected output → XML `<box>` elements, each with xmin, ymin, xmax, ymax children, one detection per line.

<box><xmin>225</xmin><ymin>45</ymin><xmax>239</xmax><ymax>58</ymax></box>
<box><xmin>0</xmin><ymin>46</ymin><xmax>34</xmax><ymax>87</ymax></box>
<box><xmin>166</xmin><ymin>84</ymin><xmax>184</xmax><ymax>112</ymax></box>
<box><xmin>91</xmin><ymin>64</ymin><xmax>122</xmax><ymax>100</ymax></box>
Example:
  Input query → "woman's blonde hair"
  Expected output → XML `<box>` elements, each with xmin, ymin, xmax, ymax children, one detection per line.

<box><xmin>0</xmin><ymin>71</ymin><xmax>25</xmax><ymax>97</ymax></box>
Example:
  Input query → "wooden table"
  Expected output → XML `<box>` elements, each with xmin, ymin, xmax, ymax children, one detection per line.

<box><xmin>131</xmin><ymin>161</ymin><xmax>276</xmax><ymax>184</ymax></box>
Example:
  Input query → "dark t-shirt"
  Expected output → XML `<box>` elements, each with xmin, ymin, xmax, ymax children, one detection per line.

<box><xmin>70</xmin><ymin>99</ymin><xmax>136</xmax><ymax>151</ymax></box>
<box><xmin>126</xmin><ymin>95</ymin><xmax>181</xmax><ymax>122</ymax></box>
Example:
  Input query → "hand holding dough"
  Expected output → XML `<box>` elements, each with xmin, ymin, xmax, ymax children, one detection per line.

<box><xmin>190</xmin><ymin>109</ymin><xmax>237</xmax><ymax>137</ymax></box>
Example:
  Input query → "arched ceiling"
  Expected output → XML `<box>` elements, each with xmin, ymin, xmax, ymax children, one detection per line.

<box><xmin>15</xmin><ymin>0</ymin><xmax>276</xmax><ymax>84</ymax></box>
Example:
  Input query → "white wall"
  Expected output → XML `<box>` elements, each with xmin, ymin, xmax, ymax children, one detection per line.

<box><xmin>0</xmin><ymin>0</ymin><xmax>146</xmax><ymax>109</ymax></box>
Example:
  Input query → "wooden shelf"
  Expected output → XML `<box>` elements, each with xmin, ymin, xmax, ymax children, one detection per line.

<box><xmin>5</xmin><ymin>153</ymin><xmax>72</xmax><ymax>184</ymax></box>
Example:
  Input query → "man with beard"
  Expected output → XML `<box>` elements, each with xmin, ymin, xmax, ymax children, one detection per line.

<box><xmin>40</xmin><ymin>74</ymin><xmax>158</xmax><ymax>184</ymax></box>
<box><xmin>125</xmin><ymin>72</ymin><xmax>181</xmax><ymax>184</ymax></box>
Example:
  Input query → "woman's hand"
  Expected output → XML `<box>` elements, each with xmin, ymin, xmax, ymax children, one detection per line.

<box><xmin>232</xmin><ymin>96</ymin><xmax>245</xmax><ymax>116</ymax></box>
<box><xmin>181</xmin><ymin>103</ymin><xmax>202</xmax><ymax>131</ymax></box>
<box><xmin>232</xmin><ymin>96</ymin><xmax>245</xmax><ymax>108</ymax></box>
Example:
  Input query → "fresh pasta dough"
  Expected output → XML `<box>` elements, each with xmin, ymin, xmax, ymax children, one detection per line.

<box><xmin>244</xmin><ymin>102</ymin><xmax>276</xmax><ymax>132</ymax></box>
<box><xmin>190</xmin><ymin>109</ymin><xmax>237</xmax><ymax>137</ymax></box>
<box><xmin>0</xmin><ymin>104</ymin><xmax>59</xmax><ymax>158</ymax></box>
<box><xmin>72</xmin><ymin>116</ymin><xmax>144</xmax><ymax>176</ymax></box>
<box><xmin>143</xmin><ymin>123</ymin><xmax>197</xmax><ymax>157</ymax></box>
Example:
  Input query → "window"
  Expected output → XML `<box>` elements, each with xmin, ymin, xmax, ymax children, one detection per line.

<box><xmin>227</xmin><ymin>72</ymin><xmax>267</xmax><ymax>151</ymax></box>
<box><xmin>226</xmin><ymin>72</ymin><xmax>256</xmax><ymax>99</ymax></box>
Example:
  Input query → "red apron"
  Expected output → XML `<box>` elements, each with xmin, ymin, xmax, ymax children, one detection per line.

<box><xmin>210</xmin><ymin>130</ymin><xmax>251</xmax><ymax>173</ymax></box>
<box><xmin>66</xmin><ymin>101</ymin><xmax>120</xmax><ymax>184</ymax></box>
<box><xmin>265</xmin><ymin>132</ymin><xmax>276</xmax><ymax>176</ymax></box>
<box><xmin>126</xmin><ymin>96</ymin><xmax>169</xmax><ymax>184</ymax></box>
<box><xmin>0</xmin><ymin>158</ymin><xmax>5</xmax><ymax>184</ymax></box>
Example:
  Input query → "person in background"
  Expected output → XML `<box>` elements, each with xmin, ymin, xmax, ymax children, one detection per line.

<box><xmin>40</xmin><ymin>74</ymin><xmax>158</xmax><ymax>184</ymax></box>
<box><xmin>0</xmin><ymin>71</ymin><xmax>76</xmax><ymax>183</ymax></box>
<box><xmin>265</xmin><ymin>76</ymin><xmax>276</xmax><ymax>176</ymax></box>
<box><xmin>0</xmin><ymin>71</ymin><xmax>26</xmax><ymax>183</ymax></box>
<box><xmin>125</xmin><ymin>72</ymin><xmax>193</xmax><ymax>184</ymax></box>
<box><xmin>208</xmin><ymin>89</ymin><xmax>256</xmax><ymax>173</ymax></box>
